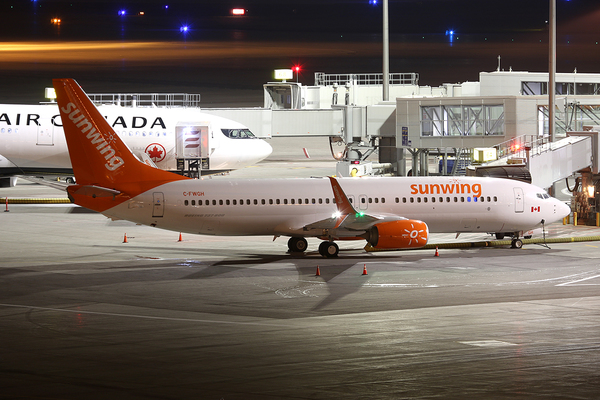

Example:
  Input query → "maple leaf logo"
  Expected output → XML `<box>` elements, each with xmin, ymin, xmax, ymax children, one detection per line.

<box><xmin>145</xmin><ymin>143</ymin><xmax>166</xmax><ymax>162</ymax></box>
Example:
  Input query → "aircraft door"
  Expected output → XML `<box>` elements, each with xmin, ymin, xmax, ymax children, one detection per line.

<box><xmin>358</xmin><ymin>194</ymin><xmax>368</xmax><ymax>211</ymax></box>
<box><xmin>513</xmin><ymin>187</ymin><xmax>524</xmax><ymax>213</ymax></box>
<box><xmin>176</xmin><ymin>125</ymin><xmax>209</xmax><ymax>158</ymax></box>
<box><xmin>36</xmin><ymin>126</ymin><xmax>54</xmax><ymax>146</ymax></box>
<box><xmin>153</xmin><ymin>192</ymin><xmax>165</xmax><ymax>218</ymax></box>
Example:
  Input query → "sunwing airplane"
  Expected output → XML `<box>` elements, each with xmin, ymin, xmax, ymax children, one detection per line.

<box><xmin>52</xmin><ymin>78</ymin><xmax>570</xmax><ymax>257</ymax></box>
<box><xmin>0</xmin><ymin>101</ymin><xmax>272</xmax><ymax>186</ymax></box>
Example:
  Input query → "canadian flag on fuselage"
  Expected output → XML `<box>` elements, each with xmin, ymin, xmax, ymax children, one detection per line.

<box><xmin>53</xmin><ymin>79</ymin><xmax>189</xmax><ymax>212</ymax></box>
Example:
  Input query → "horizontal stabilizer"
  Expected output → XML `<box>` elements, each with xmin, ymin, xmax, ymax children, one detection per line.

<box><xmin>73</xmin><ymin>185</ymin><xmax>121</xmax><ymax>198</ymax></box>
<box><xmin>17</xmin><ymin>176</ymin><xmax>70</xmax><ymax>192</ymax></box>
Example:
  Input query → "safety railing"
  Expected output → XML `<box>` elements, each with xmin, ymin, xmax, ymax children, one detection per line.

<box><xmin>88</xmin><ymin>93</ymin><xmax>201</xmax><ymax>108</ymax></box>
<box><xmin>314</xmin><ymin>72</ymin><xmax>419</xmax><ymax>87</ymax></box>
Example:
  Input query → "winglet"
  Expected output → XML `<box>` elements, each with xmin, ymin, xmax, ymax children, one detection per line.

<box><xmin>53</xmin><ymin>79</ymin><xmax>189</xmax><ymax>212</ymax></box>
<box><xmin>328</xmin><ymin>176</ymin><xmax>357</xmax><ymax>216</ymax></box>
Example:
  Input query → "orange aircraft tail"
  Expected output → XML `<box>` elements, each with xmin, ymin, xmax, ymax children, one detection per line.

<box><xmin>53</xmin><ymin>78</ymin><xmax>188</xmax><ymax>212</ymax></box>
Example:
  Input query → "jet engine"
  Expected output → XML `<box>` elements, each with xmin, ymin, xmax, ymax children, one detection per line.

<box><xmin>361</xmin><ymin>220</ymin><xmax>429</xmax><ymax>249</ymax></box>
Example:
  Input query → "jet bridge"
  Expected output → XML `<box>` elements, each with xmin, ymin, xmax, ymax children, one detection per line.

<box><xmin>483</xmin><ymin>132</ymin><xmax>599</xmax><ymax>188</ymax></box>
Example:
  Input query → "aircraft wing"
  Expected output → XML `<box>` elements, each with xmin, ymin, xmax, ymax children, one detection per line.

<box><xmin>303</xmin><ymin>177</ymin><xmax>405</xmax><ymax>233</ymax></box>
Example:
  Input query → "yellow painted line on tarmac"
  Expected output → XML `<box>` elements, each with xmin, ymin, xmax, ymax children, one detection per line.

<box><xmin>2</xmin><ymin>197</ymin><xmax>71</xmax><ymax>204</ymax></box>
<box><xmin>365</xmin><ymin>235</ymin><xmax>600</xmax><ymax>252</ymax></box>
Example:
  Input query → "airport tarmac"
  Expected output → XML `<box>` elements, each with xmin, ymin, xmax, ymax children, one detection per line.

<box><xmin>2</xmin><ymin>165</ymin><xmax>600</xmax><ymax>400</ymax></box>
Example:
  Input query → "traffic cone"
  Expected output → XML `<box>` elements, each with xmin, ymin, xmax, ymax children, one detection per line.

<box><xmin>178</xmin><ymin>232</ymin><xmax>183</xmax><ymax>242</ymax></box>
<box><xmin>123</xmin><ymin>233</ymin><xmax>128</xmax><ymax>243</ymax></box>
<box><xmin>315</xmin><ymin>266</ymin><xmax>321</xmax><ymax>276</ymax></box>
<box><xmin>362</xmin><ymin>264</ymin><xmax>368</xmax><ymax>275</ymax></box>
<box><xmin>434</xmin><ymin>246</ymin><xmax>439</xmax><ymax>257</ymax></box>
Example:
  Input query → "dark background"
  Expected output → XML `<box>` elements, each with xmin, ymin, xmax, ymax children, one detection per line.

<box><xmin>1</xmin><ymin>1</ymin><xmax>599</xmax><ymax>105</ymax></box>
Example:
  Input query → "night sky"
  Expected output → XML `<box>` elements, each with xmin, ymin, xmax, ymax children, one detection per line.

<box><xmin>3</xmin><ymin>1</ymin><xmax>599</xmax><ymax>40</ymax></box>
<box><xmin>1</xmin><ymin>1</ymin><xmax>600</xmax><ymax>105</ymax></box>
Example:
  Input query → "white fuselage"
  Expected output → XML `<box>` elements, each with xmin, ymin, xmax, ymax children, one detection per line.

<box><xmin>103</xmin><ymin>176</ymin><xmax>570</xmax><ymax>237</ymax></box>
<box><xmin>0</xmin><ymin>103</ymin><xmax>272</xmax><ymax>175</ymax></box>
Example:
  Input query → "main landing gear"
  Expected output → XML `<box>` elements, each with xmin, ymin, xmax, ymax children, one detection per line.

<box><xmin>287</xmin><ymin>237</ymin><xmax>339</xmax><ymax>258</ymax></box>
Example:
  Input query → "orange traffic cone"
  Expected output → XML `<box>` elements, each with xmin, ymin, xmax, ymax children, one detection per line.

<box><xmin>362</xmin><ymin>264</ymin><xmax>368</xmax><ymax>275</ymax></box>
<box><xmin>178</xmin><ymin>232</ymin><xmax>183</xmax><ymax>242</ymax></box>
<box><xmin>434</xmin><ymin>246</ymin><xmax>439</xmax><ymax>257</ymax></box>
<box><xmin>315</xmin><ymin>266</ymin><xmax>321</xmax><ymax>276</ymax></box>
<box><xmin>123</xmin><ymin>233</ymin><xmax>128</xmax><ymax>243</ymax></box>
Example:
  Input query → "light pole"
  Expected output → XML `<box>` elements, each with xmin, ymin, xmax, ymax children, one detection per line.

<box><xmin>383</xmin><ymin>0</ymin><xmax>389</xmax><ymax>101</ymax></box>
<box><xmin>549</xmin><ymin>0</ymin><xmax>556</xmax><ymax>142</ymax></box>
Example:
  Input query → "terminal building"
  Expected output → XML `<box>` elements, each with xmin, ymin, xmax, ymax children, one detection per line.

<box><xmin>213</xmin><ymin>70</ymin><xmax>600</xmax><ymax>225</ymax></box>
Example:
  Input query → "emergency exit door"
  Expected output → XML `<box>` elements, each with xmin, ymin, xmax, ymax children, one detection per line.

<box><xmin>153</xmin><ymin>192</ymin><xmax>165</xmax><ymax>217</ymax></box>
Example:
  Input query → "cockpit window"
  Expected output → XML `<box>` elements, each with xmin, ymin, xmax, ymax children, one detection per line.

<box><xmin>536</xmin><ymin>193</ymin><xmax>551</xmax><ymax>199</ymax></box>
<box><xmin>221</xmin><ymin>128</ymin><xmax>257</xmax><ymax>139</ymax></box>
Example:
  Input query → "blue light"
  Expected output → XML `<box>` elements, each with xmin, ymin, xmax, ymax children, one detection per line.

<box><xmin>369</xmin><ymin>0</ymin><xmax>378</xmax><ymax>5</ymax></box>
<box><xmin>118</xmin><ymin>10</ymin><xmax>126</xmax><ymax>16</ymax></box>
<box><xmin>180</xmin><ymin>25</ymin><xmax>189</xmax><ymax>33</ymax></box>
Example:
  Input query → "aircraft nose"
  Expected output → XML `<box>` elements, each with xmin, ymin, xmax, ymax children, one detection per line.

<box><xmin>560</xmin><ymin>201</ymin><xmax>571</xmax><ymax>219</ymax></box>
<box><xmin>257</xmin><ymin>139</ymin><xmax>273</xmax><ymax>161</ymax></box>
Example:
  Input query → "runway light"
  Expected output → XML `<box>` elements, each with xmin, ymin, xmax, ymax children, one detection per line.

<box><xmin>231</xmin><ymin>8</ymin><xmax>245</xmax><ymax>15</ymax></box>
<box><xmin>118</xmin><ymin>10</ymin><xmax>126</xmax><ymax>16</ymax></box>
<box><xmin>180</xmin><ymin>25</ymin><xmax>189</xmax><ymax>33</ymax></box>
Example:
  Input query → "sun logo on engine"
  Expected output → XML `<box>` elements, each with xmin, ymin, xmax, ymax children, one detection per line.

<box><xmin>404</xmin><ymin>223</ymin><xmax>427</xmax><ymax>246</ymax></box>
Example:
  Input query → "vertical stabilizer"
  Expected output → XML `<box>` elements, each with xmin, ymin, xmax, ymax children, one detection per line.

<box><xmin>53</xmin><ymin>79</ymin><xmax>188</xmax><ymax>211</ymax></box>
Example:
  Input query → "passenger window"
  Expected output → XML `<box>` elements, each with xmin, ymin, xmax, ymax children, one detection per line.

<box><xmin>417</xmin><ymin>197</ymin><xmax>421</xmax><ymax>203</ymax></box>
<box><xmin>424</xmin><ymin>197</ymin><xmax>428</xmax><ymax>203</ymax></box>
<box><xmin>269</xmin><ymin>199</ymin><xmax>273</xmax><ymax>205</ymax></box>
<box><xmin>395</xmin><ymin>197</ymin><xmax>399</xmax><ymax>203</ymax></box>
<box><xmin>184</xmin><ymin>200</ymin><xmax>189</xmax><ymax>206</ymax></box>
<box><xmin>284</xmin><ymin>199</ymin><xmax>288</xmax><ymax>205</ymax></box>
<box><xmin>494</xmin><ymin>196</ymin><xmax>498</xmax><ymax>202</ymax></box>
<box><xmin>254</xmin><ymin>199</ymin><xmax>258</xmax><ymax>205</ymax></box>
<box><xmin>246</xmin><ymin>199</ymin><xmax>251</xmax><ymax>205</ymax></box>
<box><xmin>410</xmin><ymin>198</ymin><xmax>414</xmax><ymax>203</ymax></box>
<box><xmin>374</xmin><ymin>198</ymin><xmax>379</xmax><ymax>204</ymax></box>
<box><xmin>403</xmin><ymin>197</ymin><xmax>407</xmax><ymax>203</ymax></box>
<box><xmin>326</xmin><ymin>199</ymin><xmax>330</xmax><ymax>204</ymax></box>
<box><xmin>219</xmin><ymin>200</ymin><xmax>223</xmax><ymax>205</ymax></box>
<box><xmin>291</xmin><ymin>199</ymin><xmax>295</xmax><ymax>204</ymax></box>
<box><xmin>226</xmin><ymin>200</ymin><xmax>230</xmax><ymax>205</ymax></box>
<box><xmin>382</xmin><ymin>198</ymin><xmax>385</xmax><ymax>204</ymax></box>
<box><xmin>276</xmin><ymin>199</ymin><xmax>281</xmax><ymax>205</ymax></box>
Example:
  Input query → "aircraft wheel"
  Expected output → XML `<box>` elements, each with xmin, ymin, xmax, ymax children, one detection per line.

<box><xmin>511</xmin><ymin>238</ymin><xmax>523</xmax><ymax>249</ymax></box>
<box><xmin>66</xmin><ymin>177</ymin><xmax>76</xmax><ymax>184</ymax></box>
<box><xmin>319</xmin><ymin>241</ymin><xmax>339</xmax><ymax>258</ymax></box>
<box><xmin>495</xmin><ymin>232</ymin><xmax>505</xmax><ymax>240</ymax></box>
<box><xmin>288</xmin><ymin>237</ymin><xmax>308</xmax><ymax>253</ymax></box>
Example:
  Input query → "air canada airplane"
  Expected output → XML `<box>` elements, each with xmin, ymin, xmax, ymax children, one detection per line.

<box><xmin>53</xmin><ymin>78</ymin><xmax>570</xmax><ymax>257</ymax></box>
<box><xmin>0</xmin><ymin>101</ymin><xmax>272</xmax><ymax>186</ymax></box>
